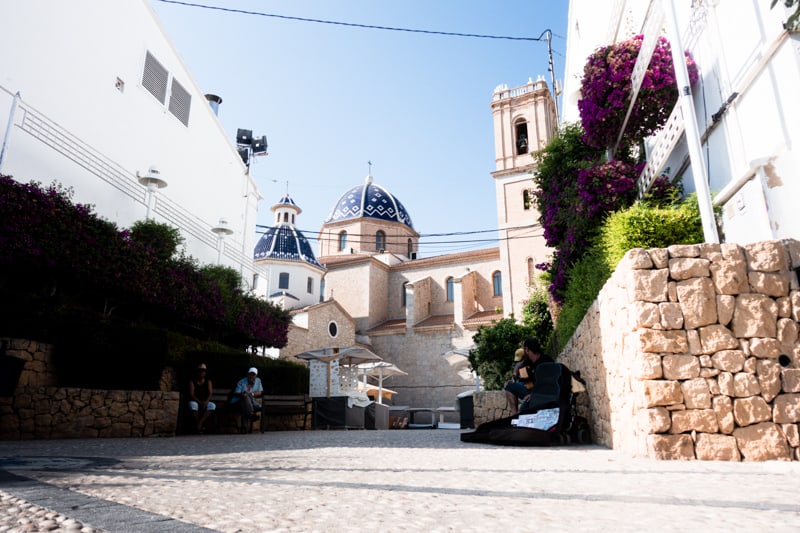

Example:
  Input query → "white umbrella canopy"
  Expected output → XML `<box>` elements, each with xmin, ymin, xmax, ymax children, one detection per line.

<box><xmin>357</xmin><ymin>361</ymin><xmax>407</xmax><ymax>404</ymax></box>
<box><xmin>442</xmin><ymin>346</ymin><xmax>481</xmax><ymax>391</ymax></box>
<box><xmin>358</xmin><ymin>382</ymin><xmax>398</xmax><ymax>401</ymax></box>
<box><xmin>295</xmin><ymin>346</ymin><xmax>383</xmax><ymax>366</ymax></box>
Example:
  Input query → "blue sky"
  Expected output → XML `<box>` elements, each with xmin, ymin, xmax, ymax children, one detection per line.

<box><xmin>149</xmin><ymin>0</ymin><xmax>568</xmax><ymax>257</ymax></box>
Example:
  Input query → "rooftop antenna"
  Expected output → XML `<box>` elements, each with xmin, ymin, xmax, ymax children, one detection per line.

<box><xmin>367</xmin><ymin>160</ymin><xmax>372</xmax><ymax>175</ymax></box>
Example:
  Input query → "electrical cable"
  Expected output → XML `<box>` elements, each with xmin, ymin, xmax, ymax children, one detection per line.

<box><xmin>155</xmin><ymin>0</ymin><xmax>562</xmax><ymax>42</ymax></box>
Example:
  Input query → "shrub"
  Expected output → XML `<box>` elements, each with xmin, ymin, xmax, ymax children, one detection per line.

<box><xmin>600</xmin><ymin>194</ymin><xmax>705</xmax><ymax>269</ymax></box>
<box><xmin>468</xmin><ymin>317</ymin><xmax>533</xmax><ymax>390</ymax></box>
<box><xmin>550</xmin><ymin>194</ymin><xmax>707</xmax><ymax>351</ymax></box>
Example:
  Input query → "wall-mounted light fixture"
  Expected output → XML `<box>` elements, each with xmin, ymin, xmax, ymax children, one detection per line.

<box><xmin>136</xmin><ymin>165</ymin><xmax>168</xmax><ymax>220</ymax></box>
<box><xmin>211</xmin><ymin>217</ymin><xmax>234</xmax><ymax>264</ymax></box>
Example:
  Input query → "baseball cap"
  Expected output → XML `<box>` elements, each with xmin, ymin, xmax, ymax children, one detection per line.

<box><xmin>248</xmin><ymin>367</ymin><xmax>258</xmax><ymax>375</ymax></box>
<box><xmin>514</xmin><ymin>348</ymin><xmax>524</xmax><ymax>362</ymax></box>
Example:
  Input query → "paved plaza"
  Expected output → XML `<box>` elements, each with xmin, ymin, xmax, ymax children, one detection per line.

<box><xmin>1</xmin><ymin>429</ymin><xmax>799</xmax><ymax>532</ymax></box>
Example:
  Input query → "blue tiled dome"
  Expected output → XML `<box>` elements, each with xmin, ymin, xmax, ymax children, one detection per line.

<box><xmin>324</xmin><ymin>175</ymin><xmax>414</xmax><ymax>229</ymax></box>
<box><xmin>253</xmin><ymin>224</ymin><xmax>321</xmax><ymax>267</ymax></box>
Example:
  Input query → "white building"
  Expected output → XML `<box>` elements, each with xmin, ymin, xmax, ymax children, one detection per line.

<box><xmin>0</xmin><ymin>1</ymin><xmax>262</xmax><ymax>282</ymax></box>
<box><xmin>563</xmin><ymin>0</ymin><xmax>800</xmax><ymax>244</ymax></box>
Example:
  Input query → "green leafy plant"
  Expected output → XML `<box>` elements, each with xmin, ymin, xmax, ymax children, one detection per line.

<box><xmin>550</xmin><ymin>194</ymin><xmax>708</xmax><ymax>351</ymax></box>
<box><xmin>772</xmin><ymin>0</ymin><xmax>800</xmax><ymax>30</ymax></box>
<box><xmin>468</xmin><ymin>316</ymin><xmax>533</xmax><ymax>390</ymax></box>
<box><xmin>600</xmin><ymin>193</ymin><xmax>705</xmax><ymax>269</ymax></box>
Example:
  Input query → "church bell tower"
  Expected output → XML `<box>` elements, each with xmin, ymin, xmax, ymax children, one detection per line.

<box><xmin>490</xmin><ymin>76</ymin><xmax>557</xmax><ymax>319</ymax></box>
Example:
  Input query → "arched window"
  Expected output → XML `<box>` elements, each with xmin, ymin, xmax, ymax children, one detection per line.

<box><xmin>515</xmin><ymin>121</ymin><xmax>528</xmax><ymax>155</ymax></box>
<box><xmin>446</xmin><ymin>277</ymin><xmax>454</xmax><ymax>302</ymax></box>
<box><xmin>376</xmin><ymin>230</ymin><xmax>386</xmax><ymax>251</ymax></box>
<box><xmin>401</xmin><ymin>282</ymin><xmax>408</xmax><ymax>307</ymax></box>
<box><xmin>338</xmin><ymin>231</ymin><xmax>347</xmax><ymax>251</ymax></box>
<box><xmin>492</xmin><ymin>271</ymin><xmax>502</xmax><ymax>296</ymax></box>
<box><xmin>283</xmin><ymin>212</ymin><xmax>289</xmax><ymax>223</ymax></box>
<box><xmin>527</xmin><ymin>258</ymin><xmax>535</xmax><ymax>286</ymax></box>
<box><xmin>279</xmin><ymin>272</ymin><xmax>290</xmax><ymax>290</ymax></box>
<box><xmin>291</xmin><ymin>214</ymin><xmax>295</xmax><ymax>224</ymax></box>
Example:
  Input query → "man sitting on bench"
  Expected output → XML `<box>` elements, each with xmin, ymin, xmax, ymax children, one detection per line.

<box><xmin>230</xmin><ymin>367</ymin><xmax>263</xmax><ymax>433</ymax></box>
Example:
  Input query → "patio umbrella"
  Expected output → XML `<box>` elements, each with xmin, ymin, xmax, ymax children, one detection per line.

<box><xmin>442</xmin><ymin>347</ymin><xmax>481</xmax><ymax>391</ymax></box>
<box><xmin>296</xmin><ymin>346</ymin><xmax>383</xmax><ymax>397</ymax></box>
<box><xmin>357</xmin><ymin>361</ymin><xmax>407</xmax><ymax>404</ymax></box>
<box><xmin>358</xmin><ymin>382</ymin><xmax>398</xmax><ymax>402</ymax></box>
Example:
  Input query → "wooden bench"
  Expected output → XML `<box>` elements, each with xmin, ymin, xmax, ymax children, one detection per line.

<box><xmin>260</xmin><ymin>394</ymin><xmax>312</xmax><ymax>432</ymax></box>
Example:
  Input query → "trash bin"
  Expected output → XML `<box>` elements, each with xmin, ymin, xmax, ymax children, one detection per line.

<box><xmin>0</xmin><ymin>355</ymin><xmax>26</xmax><ymax>396</ymax></box>
<box><xmin>457</xmin><ymin>390</ymin><xmax>474</xmax><ymax>429</ymax></box>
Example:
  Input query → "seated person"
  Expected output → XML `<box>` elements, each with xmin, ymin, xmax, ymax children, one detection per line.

<box><xmin>187</xmin><ymin>363</ymin><xmax>216</xmax><ymax>433</ymax></box>
<box><xmin>229</xmin><ymin>367</ymin><xmax>263</xmax><ymax>433</ymax></box>
<box><xmin>503</xmin><ymin>337</ymin><xmax>552</xmax><ymax>415</ymax></box>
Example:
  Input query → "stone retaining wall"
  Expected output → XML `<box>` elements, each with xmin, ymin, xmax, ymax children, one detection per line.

<box><xmin>559</xmin><ymin>239</ymin><xmax>800</xmax><ymax>461</ymax></box>
<box><xmin>0</xmin><ymin>338</ymin><xmax>178</xmax><ymax>439</ymax></box>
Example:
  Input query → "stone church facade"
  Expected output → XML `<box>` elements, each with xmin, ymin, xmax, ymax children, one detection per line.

<box><xmin>254</xmin><ymin>78</ymin><xmax>556</xmax><ymax>409</ymax></box>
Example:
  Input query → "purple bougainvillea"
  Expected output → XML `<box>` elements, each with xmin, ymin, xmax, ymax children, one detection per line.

<box><xmin>578</xmin><ymin>34</ymin><xmax>699</xmax><ymax>149</ymax></box>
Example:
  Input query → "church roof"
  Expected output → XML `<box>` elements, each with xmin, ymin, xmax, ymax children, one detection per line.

<box><xmin>253</xmin><ymin>224</ymin><xmax>322</xmax><ymax>267</ymax></box>
<box><xmin>324</xmin><ymin>175</ymin><xmax>414</xmax><ymax>229</ymax></box>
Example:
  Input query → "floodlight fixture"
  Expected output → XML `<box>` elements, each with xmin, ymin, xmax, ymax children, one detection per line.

<box><xmin>238</xmin><ymin>147</ymin><xmax>250</xmax><ymax>165</ymax></box>
<box><xmin>251</xmin><ymin>135</ymin><xmax>268</xmax><ymax>155</ymax></box>
<box><xmin>236</xmin><ymin>128</ymin><xmax>253</xmax><ymax>145</ymax></box>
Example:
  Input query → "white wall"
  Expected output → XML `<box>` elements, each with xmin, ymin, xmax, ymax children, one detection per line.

<box><xmin>0</xmin><ymin>0</ymin><xmax>261</xmax><ymax>280</ymax></box>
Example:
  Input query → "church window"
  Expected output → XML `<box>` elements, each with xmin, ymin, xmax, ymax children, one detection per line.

<box><xmin>307</xmin><ymin>277</ymin><xmax>313</xmax><ymax>294</ymax></box>
<box><xmin>338</xmin><ymin>231</ymin><xmax>347</xmax><ymax>251</ymax></box>
<box><xmin>292</xmin><ymin>214</ymin><xmax>295</xmax><ymax>224</ymax></box>
<box><xmin>376</xmin><ymin>230</ymin><xmax>386</xmax><ymax>251</ymax></box>
<box><xmin>407</xmin><ymin>239</ymin><xmax>413</xmax><ymax>257</ymax></box>
<box><xmin>328</xmin><ymin>321</ymin><xmax>339</xmax><ymax>338</ymax></box>
<box><xmin>492</xmin><ymin>271</ymin><xmax>502</xmax><ymax>296</ymax></box>
<box><xmin>527</xmin><ymin>258</ymin><xmax>535</xmax><ymax>286</ymax></box>
<box><xmin>401</xmin><ymin>282</ymin><xmax>408</xmax><ymax>307</ymax></box>
<box><xmin>279</xmin><ymin>272</ymin><xmax>289</xmax><ymax>289</ymax></box>
<box><xmin>515</xmin><ymin>121</ymin><xmax>529</xmax><ymax>155</ymax></box>
<box><xmin>446</xmin><ymin>277</ymin><xmax>454</xmax><ymax>302</ymax></box>
<box><xmin>283</xmin><ymin>212</ymin><xmax>289</xmax><ymax>223</ymax></box>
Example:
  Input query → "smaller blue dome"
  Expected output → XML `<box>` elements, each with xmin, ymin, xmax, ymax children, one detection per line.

<box><xmin>253</xmin><ymin>225</ymin><xmax>321</xmax><ymax>267</ymax></box>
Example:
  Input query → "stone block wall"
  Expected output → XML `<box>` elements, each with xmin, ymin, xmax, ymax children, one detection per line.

<box><xmin>559</xmin><ymin>239</ymin><xmax>800</xmax><ymax>461</ymax></box>
<box><xmin>0</xmin><ymin>338</ymin><xmax>179</xmax><ymax>439</ymax></box>
<box><xmin>472</xmin><ymin>391</ymin><xmax>514</xmax><ymax>426</ymax></box>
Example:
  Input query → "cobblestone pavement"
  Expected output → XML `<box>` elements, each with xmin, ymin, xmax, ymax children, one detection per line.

<box><xmin>1</xmin><ymin>430</ymin><xmax>800</xmax><ymax>532</ymax></box>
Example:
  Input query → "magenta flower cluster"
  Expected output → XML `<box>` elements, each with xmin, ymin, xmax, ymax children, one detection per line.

<box><xmin>578</xmin><ymin>34</ymin><xmax>699</xmax><ymax>149</ymax></box>
<box><xmin>535</xmin><ymin>157</ymin><xmax>642</xmax><ymax>300</ymax></box>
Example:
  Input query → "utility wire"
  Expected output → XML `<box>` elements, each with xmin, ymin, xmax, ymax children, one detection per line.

<box><xmin>156</xmin><ymin>0</ymin><xmax>559</xmax><ymax>41</ymax></box>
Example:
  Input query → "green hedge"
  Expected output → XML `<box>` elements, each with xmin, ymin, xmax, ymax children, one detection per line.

<box><xmin>553</xmin><ymin>195</ymin><xmax>707</xmax><ymax>352</ymax></box>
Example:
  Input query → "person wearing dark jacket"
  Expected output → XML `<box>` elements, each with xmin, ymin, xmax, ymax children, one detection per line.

<box><xmin>503</xmin><ymin>337</ymin><xmax>552</xmax><ymax>415</ymax></box>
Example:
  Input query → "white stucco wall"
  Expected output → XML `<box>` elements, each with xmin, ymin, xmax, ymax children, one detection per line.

<box><xmin>0</xmin><ymin>0</ymin><xmax>261</xmax><ymax>279</ymax></box>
